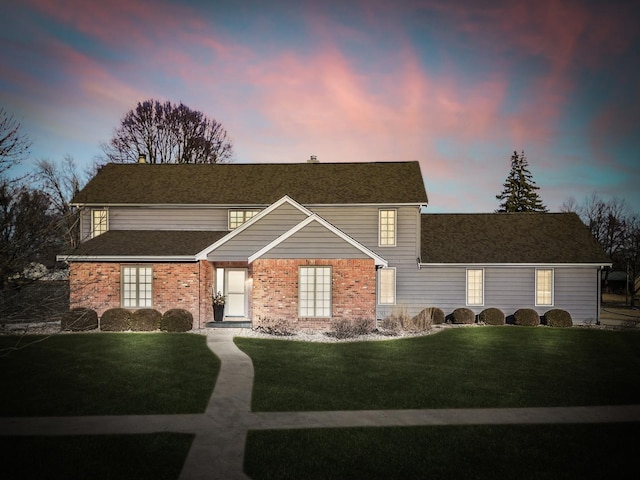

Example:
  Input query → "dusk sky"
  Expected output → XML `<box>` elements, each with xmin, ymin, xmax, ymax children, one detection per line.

<box><xmin>1</xmin><ymin>0</ymin><xmax>638</xmax><ymax>213</ymax></box>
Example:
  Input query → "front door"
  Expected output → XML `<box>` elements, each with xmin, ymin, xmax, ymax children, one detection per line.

<box><xmin>225</xmin><ymin>269</ymin><xmax>247</xmax><ymax>317</ymax></box>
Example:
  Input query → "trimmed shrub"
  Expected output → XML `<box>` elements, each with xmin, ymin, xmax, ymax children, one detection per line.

<box><xmin>450</xmin><ymin>307</ymin><xmax>476</xmax><ymax>324</ymax></box>
<box><xmin>479</xmin><ymin>308</ymin><xmax>505</xmax><ymax>326</ymax></box>
<box><xmin>61</xmin><ymin>307</ymin><xmax>98</xmax><ymax>331</ymax></box>
<box><xmin>514</xmin><ymin>308</ymin><xmax>540</xmax><ymax>326</ymax></box>
<box><xmin>100</xmin><ymin>308</ymin><xmax>131</xmax><ymax>331</ymax></box>
<box><xmin>160</xmin><ymin>309</ymin><xmax>193</xmax><ymax>332</ymax></box>
<box><xmin>131</xmin><ymin>308</ymin><xmax>161</xmax><ymax>331</ymax></box>
<box><xmin>544</xmin><ymin>309</ymin><xmax>573</xmax><ymax>327</ymax></box>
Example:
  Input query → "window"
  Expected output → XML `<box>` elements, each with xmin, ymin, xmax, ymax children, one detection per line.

<box><xmin>466</xmin><ymin>269</ymin><xmax>484</xmax><ymax>306</ymax></box>
<box><xmin>536</xmin><ymin>268</ymin><xmax>554</xmax><ymax>306</ymax></box>
<box><xmin>122</xmin><ymin>266</ymin><xmax>152</xmax><ymax>308</ymax></box>
<box><xmin>299</xmin><ymin>266</ymin><xmax>331</xmax><ymax>317</ymax></box>
<box><xmin>91</xmin><ymin>209</ymin><xmax>108</xmax><ymax>238</ymax></box>
<box><xmin>229</xmin><ymin>210</ymin><xmax>260</xmax><ymax>229</ymax></box>
<box><xmin>379</xmin><ymin>209</ymin><xmax>396</xmax><ymax>246</ymax></box>
<box><xmin>378</xmin><ymin>267</ymin><xmax>396</xmax><ymax>304</ymax></box>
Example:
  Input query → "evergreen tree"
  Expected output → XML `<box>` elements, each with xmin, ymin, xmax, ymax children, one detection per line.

<box><xmin>496</xmin><ymin>150</ymin><xmax>548</xmax><ymax>212</ymax></box>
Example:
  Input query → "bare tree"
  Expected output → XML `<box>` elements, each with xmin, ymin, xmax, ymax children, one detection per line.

<box><xmin>101</xmin><ymin>99</ymin><xmax>233</xmax><ymax>164</ymax></box>
<box><xmin>564</xmin><ymin>193</ymin><xmax>638</xmax><ymax>300</ymax></box>
<box><xmin>34</xmin><ymin>156</ymin><xmax>85</xmax><ymax>249</ymax></box>
<box><xmin>0</xmin><ymin>107</ymin><xmax>32</xmax><ymax>174</ymax></box>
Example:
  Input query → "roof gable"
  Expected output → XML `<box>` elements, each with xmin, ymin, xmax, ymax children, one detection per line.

<box><xmin>72</xmin><ymin>161</ymin><xmax>428</xmax><ymax>205</ymax></box>
<box><xmin>420</xmin><ymin>212</ymin><xmax>611</xmax><ymax>265</ymax></box>
<box><xmin>249</xmin><ymin>215</ymin><xmax>387</xmax><ymax>266</ymax></box>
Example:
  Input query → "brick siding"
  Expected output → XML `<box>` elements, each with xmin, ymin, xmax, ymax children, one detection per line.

<box><xmin>252</xmin><ymin>258</ymin><xmax>376</xmax><ymax>330</ymax></box>
<box><xmin>69</xmin><ymin>261</ymin><xmax>212</xmax><ymax>328</ymax></box>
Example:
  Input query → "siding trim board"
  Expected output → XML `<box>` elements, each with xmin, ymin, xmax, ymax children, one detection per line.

<box><xmin>419</xmin><ymin>263</ymin><xmax>610</xmax><ymax>268</ymax></box>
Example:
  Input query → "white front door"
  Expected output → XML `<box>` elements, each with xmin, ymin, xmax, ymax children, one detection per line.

<box><xmin>225</xmin><ymin>269</ymin><xmax>247</xmax><ymax>317</ymax></box>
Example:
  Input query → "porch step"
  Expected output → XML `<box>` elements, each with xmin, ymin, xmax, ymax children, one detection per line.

<box><xmin>205</xmin><ymin>320</ymin><xmax>252</xmax><ymax>329</ymax></box>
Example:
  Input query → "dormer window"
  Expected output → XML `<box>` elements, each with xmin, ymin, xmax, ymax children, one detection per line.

<box><xmin>379</xmin><ymin>209</ymin><xmax>396</xmax><ymax>246</ymax></box>
<box><xmin>229</xmin><ymin>210</ymin><xmax>260</xmax><ymax>230</ymax></box>
<box><xmin>91</xmin><ymin>209</ymin><xmax>108</xmax><ymax>238</ymax></box>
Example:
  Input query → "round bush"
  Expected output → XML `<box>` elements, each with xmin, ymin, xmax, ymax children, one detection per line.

<box><xmin>544</xmin><ymin>309</ymin><xmax>573</xmax><ymax>327</ymax></box>
<box><xmin>100</xmin><ymin>308</ymin><xmax>131</xmax><ymax>331</ymax></box>
<box><xmin>479</xmin><ymin>308</ymin><xmax>505</xmax><ymax>325</ymax></box>
<box><xmin>61</xmin><ymin>307</ymin><xmax>98</xmax><ymax>331</ymax></box>
<box><xmin>451</xmin><ymin>307</ymin><xmax>475</xmax><ymax>324</ymax></box>
<box><xmin>131</xmin><ymin>308</ymin><xmax>161</xmax><ymax>331</ymax></box>
<box><xmin>160</xmin><ymin>309</ymin><xmax>193</xmax><ymax>332</ymax></box>
<box><xmin>514</xmin><ymin>308</ymin><xmax>540</xmax><ymax>326</ymax></box>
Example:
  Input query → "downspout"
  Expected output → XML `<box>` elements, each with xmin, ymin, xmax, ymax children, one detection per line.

<box><xmin>597</xmin><ymin>267</ymin><xmax>602</xmax><ymax>325</ymax></box>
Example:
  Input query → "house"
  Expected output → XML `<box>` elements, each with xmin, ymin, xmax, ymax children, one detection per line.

<box><xmin>58</xmin><ymin>160</ymin><xmax>611</xmax><ymax>328</ymax></box>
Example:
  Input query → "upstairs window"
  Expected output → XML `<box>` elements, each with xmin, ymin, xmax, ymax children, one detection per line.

<box><xmin>536</xmin><ymin>269</ymin><xmax>554</xmax><ymax>306</ymax></box>
<box><xmin>299</xmin><ymin>266</ymin><xmax>331</xmax><ymax>317</ymax></box>
<box><xmin>229</xmin><ymin>210</ymin><xmax>260</xmax><ymax>230</ymax></box>
<box><xmin>466</xmin><ymin>269</ymin><xmax>484</xmax><ymax>306</ymax></box>
<box><xmin>91</xmin><ymin>209</ymin><xmax>108</xmax><ymax>238</ymax></box>
<box><xmin>122</xmin><ymin>266</ymin><xmax>152</xmax><ymax>308</ymax></box>
<box><xmin>379</xmin><ymin>209</ymin><xmax>396</xmax><ymax>246</ymax></box>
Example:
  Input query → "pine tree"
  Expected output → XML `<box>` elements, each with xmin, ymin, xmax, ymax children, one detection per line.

<box><xmin>496</xmin><ymin>150</ymin><xmax>548</xmax><ymax>212</ymax></box>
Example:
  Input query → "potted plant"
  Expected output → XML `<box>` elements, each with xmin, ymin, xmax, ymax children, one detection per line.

<box><xmin>212</xmin><ymin>291</ymin><xmax>226</xmax><ymax>322</ymax></box>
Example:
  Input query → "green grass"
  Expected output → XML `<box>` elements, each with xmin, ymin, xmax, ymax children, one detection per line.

<box><xmin>235</xmin><ymin>327</ymin><xmax>640</xmax><ymax>411</ymax></box>
<box><xmin>0</xmin><ymin>333</ymin><xmax>219</xmax><ymax>416</ymax></box>
<box><xmin>245</xmin><ymin>423</ymin><xmax>639</xmax><ymax>479</ymax></box>
<box><xmin>1</xmin><ymin>433</ymin><xmax>193</xmax><ymax>480</ymax></box>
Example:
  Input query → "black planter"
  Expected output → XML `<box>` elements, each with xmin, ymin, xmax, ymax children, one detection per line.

<box><xmin>213</xmin><ymin>304</ymin><xmax>225</xmax><ymax>322</ymax></box>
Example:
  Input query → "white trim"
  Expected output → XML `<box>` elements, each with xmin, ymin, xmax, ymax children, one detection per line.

<box><xmin>56</xmin><ymin>255</ymin><xmax>195</xmax><ymax>262</ymax></box>
<box><xmin>298</xmin><ymin>265</ymin><xmax>332</xmax><ymax>318</ymax></box>
<box><xmin>378</xmin><ymin>267</ymin><xmax>396</xmax><ymax>305</ymax></box>
<box><xmin>535</xmin><ymin>268</ymin><xmax>554</xmax><ymax>306</ymax></box>
<box><xmin>419</xmin><ymin>262</ymin><xmax>612</xmax><ymax>268</ymax></box>
<box><xmin>378</xmin><ymin>208</ymin><xmax>397</xmax><ymax>247</ymax></box>
<box><xmin>248</xmin><ymin>214</ymin><xmax>388</xmax><ymax>266</ymax></box>
<box><xmin>71</xmin><ymin>202</ymin><xmax>427</xmax><ymax>208</ymax></box>
<box><xmin>195</xmin><ymin>195</ymin><xmax>314</xmax><ymax>260</ymax></box>
<box><xmin>466</xmin><ymin>268</ymin><xmax>484</xmax><ymax>306</ymax></box>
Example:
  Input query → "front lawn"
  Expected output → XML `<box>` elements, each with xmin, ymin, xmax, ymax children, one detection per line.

<box><xmin>1</xmin><ymin>433</ymin><xmax>193</xmax><ymax>480</ymax></box>
<box><xmin>0</xmin><ymin>333</ymin><xmax>219</xmax><ymax>416</ymax></box>
<box><xmin>235</xmin><ymin>327</ymin><xmax>640</xmax><ymax>411</ymax></box>
<box><xmin>245</xmin><ymin>423</ymin><xmax>639</xmax><ymax>480</ymax></box>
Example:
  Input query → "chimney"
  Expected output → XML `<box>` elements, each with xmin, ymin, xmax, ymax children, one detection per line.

<box><xmin>138</xmin><ymin>153</ymin><xmax>146</xmax><ymax>164</ymax></box>
<box><xmin>307</xmin><ymin>155</ymin><xmax>319</xmax><ymax>163</ymax></box>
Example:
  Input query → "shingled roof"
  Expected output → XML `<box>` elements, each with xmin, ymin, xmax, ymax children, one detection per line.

<box><xmin>62</xmin><ymin>230</ymin><xmax>228</xmax><ymax>258</ymax></box>
<box><xmin>421</xmin><ymin>213</ymin><xmax>610</xmax><ymax>264</ymax></box>
<box><xmin>72</xmin><ymin>161</ymin><xmax>428</xmax><ymax>205</ymax></box>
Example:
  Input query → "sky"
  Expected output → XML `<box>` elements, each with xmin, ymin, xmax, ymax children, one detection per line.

<box><xmin>1</xmin><ymin>0</ymin><xmax>638</xmax><ymax>213</ymax></box>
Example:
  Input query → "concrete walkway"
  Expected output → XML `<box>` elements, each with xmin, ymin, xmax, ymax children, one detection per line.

<box><xmin>2</xmin><ymin>329</ymin><xmax>640</xmax><ymax>479</ymax></box>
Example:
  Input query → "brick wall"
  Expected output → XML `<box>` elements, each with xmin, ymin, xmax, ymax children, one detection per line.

<box><xmin>69</xmin><ymin>261</ymin><xmax>212</xmax><ymax>327</ymax></box>
<box><xmin>252</xmin><ymin>258</ymin><xmax>376</xmax><ymax>330</ymax></box>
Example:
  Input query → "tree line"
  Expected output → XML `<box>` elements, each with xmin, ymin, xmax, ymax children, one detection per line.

<box><xmin>1</xmin><ymin>103</ymin><xmax>638</xmax><ymax>316</ymax></box>
<box><xmin>0</xmin><ymin>101</ymin><xmax>233</xmax><ymax>319</ymax></box>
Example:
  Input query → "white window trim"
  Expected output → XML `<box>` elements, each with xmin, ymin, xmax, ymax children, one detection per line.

<box><xmin>535</xmin><ymin>268</ymin><xmax>554</xmax><ymax>306</ymax></box>
<box><xmin>90</xmin><ymin>208</ymin><xmax>109</xmax><ymax>238</ymax></box>
<box><xmin>228</xmin><ymin>209</ymin><xmax>260</xmax><ymax>230</ymax></box>
<box><xmin>466</xmin><ymin>268</ymin><xmax>484</xmax><ymax>306</ymax></box>
<box><xmin>378</xmin><ymin>208</ymin><xmax>397</xmax><ymax>247</ymax></box>
<box><xmin>121</xmin><ymin>265</ymin><xmax>153</xmax><ymax>308</ymax></box>
<box><xmin>298</xmin><ymin>266</ymin><xmax>332</xmax><ymax>318</ymax></box>
<box><xmin>378</xmin><ymin>267</ymin><xmax>396</xmax><ymax>305</ymax></box>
